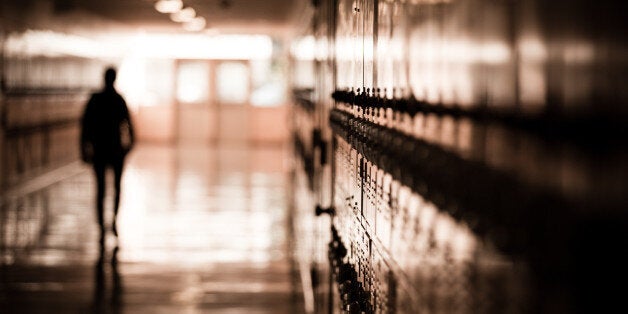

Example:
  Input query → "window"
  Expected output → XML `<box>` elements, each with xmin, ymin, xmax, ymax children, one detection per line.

<box><xmin>250</xmin><ymin>60</ymin><xmax>286</xmax><ymax>107</ymax></box>
<box><xmin>216</xmin><ymin>62</ymin><xmax>249</xmax><ymax>104</ymax></box>
<box><xmin>176</xmin><ymin>61</ymin><xmax>210</xmax><ymax>103</ymax></box>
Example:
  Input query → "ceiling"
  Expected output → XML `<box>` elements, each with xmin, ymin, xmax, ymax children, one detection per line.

<box><xmin>1</xmin><ymin>0</ymin><xmax>310</xmax><ymax>36</ymax></box>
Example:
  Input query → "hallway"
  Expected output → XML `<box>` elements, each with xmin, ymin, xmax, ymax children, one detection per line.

<box><xmin>0</xmin><ymin>144</ymin><xmax>303</xmax><ymax>313</ymax></box>
<box><xmin>2</xmin><ymin>0</ymin><xmax>628</xmax><ymax>312</ymax></box>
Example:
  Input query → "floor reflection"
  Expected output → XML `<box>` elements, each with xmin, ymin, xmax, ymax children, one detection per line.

<box><xmin>0</xmin><ymin>144</ymin><xmax>302</xmax><ymax>313</ymax></box>
<box><xmin>92</xmin><ymin>245</ymin><xmax>122</xmax><ymax>314</ymax></box>
<box><xmin>117</xmin><ymin>145</ymin><xmax>288</xmax><ymax>266</ymax></box>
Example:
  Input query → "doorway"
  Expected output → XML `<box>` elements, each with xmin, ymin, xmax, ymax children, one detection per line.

<box><xmin>174</xmin><ymin>59</ymin><xmax>286</xmax><ymax>145</ymax></box>
<box><xmin>214</xmin><ymin>61</ymin><xmax>251</xmax><ymax>144</ymax></box>
<box><xmin>175</xmin><ymin>60</ymin><xmax>216</xmax><ymax>144</ymax></box>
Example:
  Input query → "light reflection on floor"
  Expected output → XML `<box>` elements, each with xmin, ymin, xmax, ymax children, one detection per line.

<box><xmin>0</xmin><ymin>144</ymin><xmax>303</xmax><ymax>313</ymax></box>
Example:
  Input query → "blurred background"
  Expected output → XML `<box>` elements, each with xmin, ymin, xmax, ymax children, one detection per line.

<box><xmin>1</xmin><ymin>0</ymin><xmax>627</xmax><ymax>313</ymax></box>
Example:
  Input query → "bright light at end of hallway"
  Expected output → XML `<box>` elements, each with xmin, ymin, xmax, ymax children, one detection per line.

<box><xmin>177</xmin><ymin>61</ymin><xmax>210</xmax><ymax>103</ymax></box>
<box><xmin>115</xmin><ymin>33</ymin><xmax>272</xmax><ymax>108</ymax></box>
<box><xmin>117</xmin><ymin>54</ymin><xmax>147</xmax><ymax>110</ymax></box>
<box><xmin>291</xmin><ymin>36</ymin><xmax>315</xmax><ymax>61</ymax></box>
<box><xmin>131</xmin><ymin>34</ymin><xmax>273</xmax><ymax>59</ymax></box>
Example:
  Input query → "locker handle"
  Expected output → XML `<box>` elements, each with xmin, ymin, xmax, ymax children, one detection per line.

<box><xmin>315</xmin><ymin>205</ymin><xmax>335</xmax><ymax>216</ymax></box>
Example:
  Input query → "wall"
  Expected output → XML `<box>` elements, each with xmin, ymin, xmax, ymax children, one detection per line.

<box><xmin>250</xmin><ymin>106</ymin><xmax>289</xmax><ymax>144</ymax></box>
<box><xmin>135</xmin><ymin>105</ymin><xmax>176</xmax><ymax>143</ymax></box>
<box><xmin>290</xmin><ymin>0</ymin><xmax>628</xmax><ymax>313</ymax></box>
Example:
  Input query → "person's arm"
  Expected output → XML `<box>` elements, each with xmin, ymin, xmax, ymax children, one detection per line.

<box><xmin>121</xmin><ymin>98</ymin><xmax>135</xmax><ymax>152</ymax></box>
<box><xmin>80</xmin><ymin>95</ymin><xmax>95</xmax><ymax>163</ymax></box>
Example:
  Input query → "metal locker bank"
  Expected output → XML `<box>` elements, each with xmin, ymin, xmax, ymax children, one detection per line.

<box><xmin>290</xmin><ymin>0</ymin><xmax>628</xmax><ymax>313</ymax></box>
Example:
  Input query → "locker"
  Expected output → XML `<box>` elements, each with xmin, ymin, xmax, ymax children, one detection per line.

<box><xmin>291</xmin><ymin>0</ymin><xmax>628</xmax><ymax>312</ymax></box>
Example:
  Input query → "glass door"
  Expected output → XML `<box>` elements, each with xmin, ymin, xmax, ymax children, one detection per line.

<box><xmin>175</xmin><ymin>60</ymin><xmax>216</xmax><ymax>144</ymax></box>
<box><xmin>215</xmin><ymin>61</ymin><xmax>251</xmax><ymax>144</ymax></box>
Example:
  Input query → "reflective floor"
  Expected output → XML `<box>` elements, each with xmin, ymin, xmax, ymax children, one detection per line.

<box><xmin>0</xmin><ymin>144</ymin><xmax>303</xmax><ymax>313</ymax></box>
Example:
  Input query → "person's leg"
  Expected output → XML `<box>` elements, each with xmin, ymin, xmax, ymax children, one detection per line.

<box><xmin>112</xmin><ymin>157</ymin><xmax>125</xmax><ymax>237</ymax></box>
<box><xmin>93</xmin><ymin>160</ymin><xmax>106</xmax><ymax>243</ymax></box>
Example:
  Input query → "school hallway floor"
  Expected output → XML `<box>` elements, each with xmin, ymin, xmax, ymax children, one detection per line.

<box><xmin>0</xmin><ymin>144</ymin><xmax>304</xmax><ymax>313</ymax></box>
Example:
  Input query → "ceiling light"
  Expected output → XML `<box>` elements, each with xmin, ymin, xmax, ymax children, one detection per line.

<box><xmin>183</xmin><ymin>17</ymin><xmax>206</xmax><ymax>32</ymax></box>
<box><xmin>171</xmin><ymin>7</ymin><xmax>196</xmax><ymax>23</ymax></box>
<box><xmin>154</xmin><ymin>0</ymin><xmax>183</xmax><ymax>14</ymax></box>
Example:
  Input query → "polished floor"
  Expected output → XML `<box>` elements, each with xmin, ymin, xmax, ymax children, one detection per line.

<box><xmin>0</xmin><ymin>144</ymin><xmax>303</xmax><ymax>313</ymax></box>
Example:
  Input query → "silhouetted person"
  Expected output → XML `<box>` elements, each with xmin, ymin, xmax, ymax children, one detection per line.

<box><xmin>81</xmin><ymin>67</ymin><xmax>134</xmax><ymax>244</ymax></box>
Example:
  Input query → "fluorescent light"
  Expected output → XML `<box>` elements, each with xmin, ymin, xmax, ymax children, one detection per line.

<box><xmin>183</xmin><ymin>17</ymin><xmax>206</xmax><ymax>32</ymax></box>
<box><xmin>171</xmin><ymin>7</ymin><xmax>196</xmax><ymax>23</ymax></box>
<box><xmin>154</xmin><ymin>0</ymin><xmax>182</xmax><ymax>14</ymax></box>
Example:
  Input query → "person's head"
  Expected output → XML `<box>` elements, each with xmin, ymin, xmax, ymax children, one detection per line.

<box><xmin>104</xmin><ymin>67</ymin><xmax>117</xmax><ymax>89</ymax></box>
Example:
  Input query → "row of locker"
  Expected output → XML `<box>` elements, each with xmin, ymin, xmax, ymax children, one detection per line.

<box><xmin>332</xmin><ymin>0</ymin><xmax>626</xmax><ymax>115</ymax></box>
<box><xmin>293</xmin><ymin>105</ymin><xmax>616</xmax><ymax>312</ymax></box>
<box><xmin>1</xmin><ymin>92</ymin><xmax>86</xmax><ymax>188</ymax></box>
<box><xmin>290</xmin><ymin>87</ymin><xmax>332</xmax><ymax>312</ymax></box>
<box><xmin>326</xmin><ymin>96</ymin><xmax>628</xmax><ymax>312</ymax></box>
<box><xmin>3</xmin><ymin>56</ymin><xmax>105</xmax><ymax>91</ymax></box>
<box><xmin>290</xmin><ymin>0</ymin><xmax>628</xmax><ymax>312</ymax></box>
<box><xmin>3</xmin><ymin>93</ymin><xmax>87</xmax><ymax>129</ymax></box>
<box><xmin>331</xmin><ymin>134</ymin><xmax>531</xmax><ymax>313</ymax></box>
<box><xmin>292</xmin><ymin>91</ymin><xmax>626</xmax><ymax>313</ymax></box>
<box><xmin>0</xmin><ymin>49</ymin><xmax>109</xmax><ymax>188</ymax></box>
<box><xmin>2</xmin><ymin>125</ymin><xmax>80</xmax><ymax>187</ymax></box>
